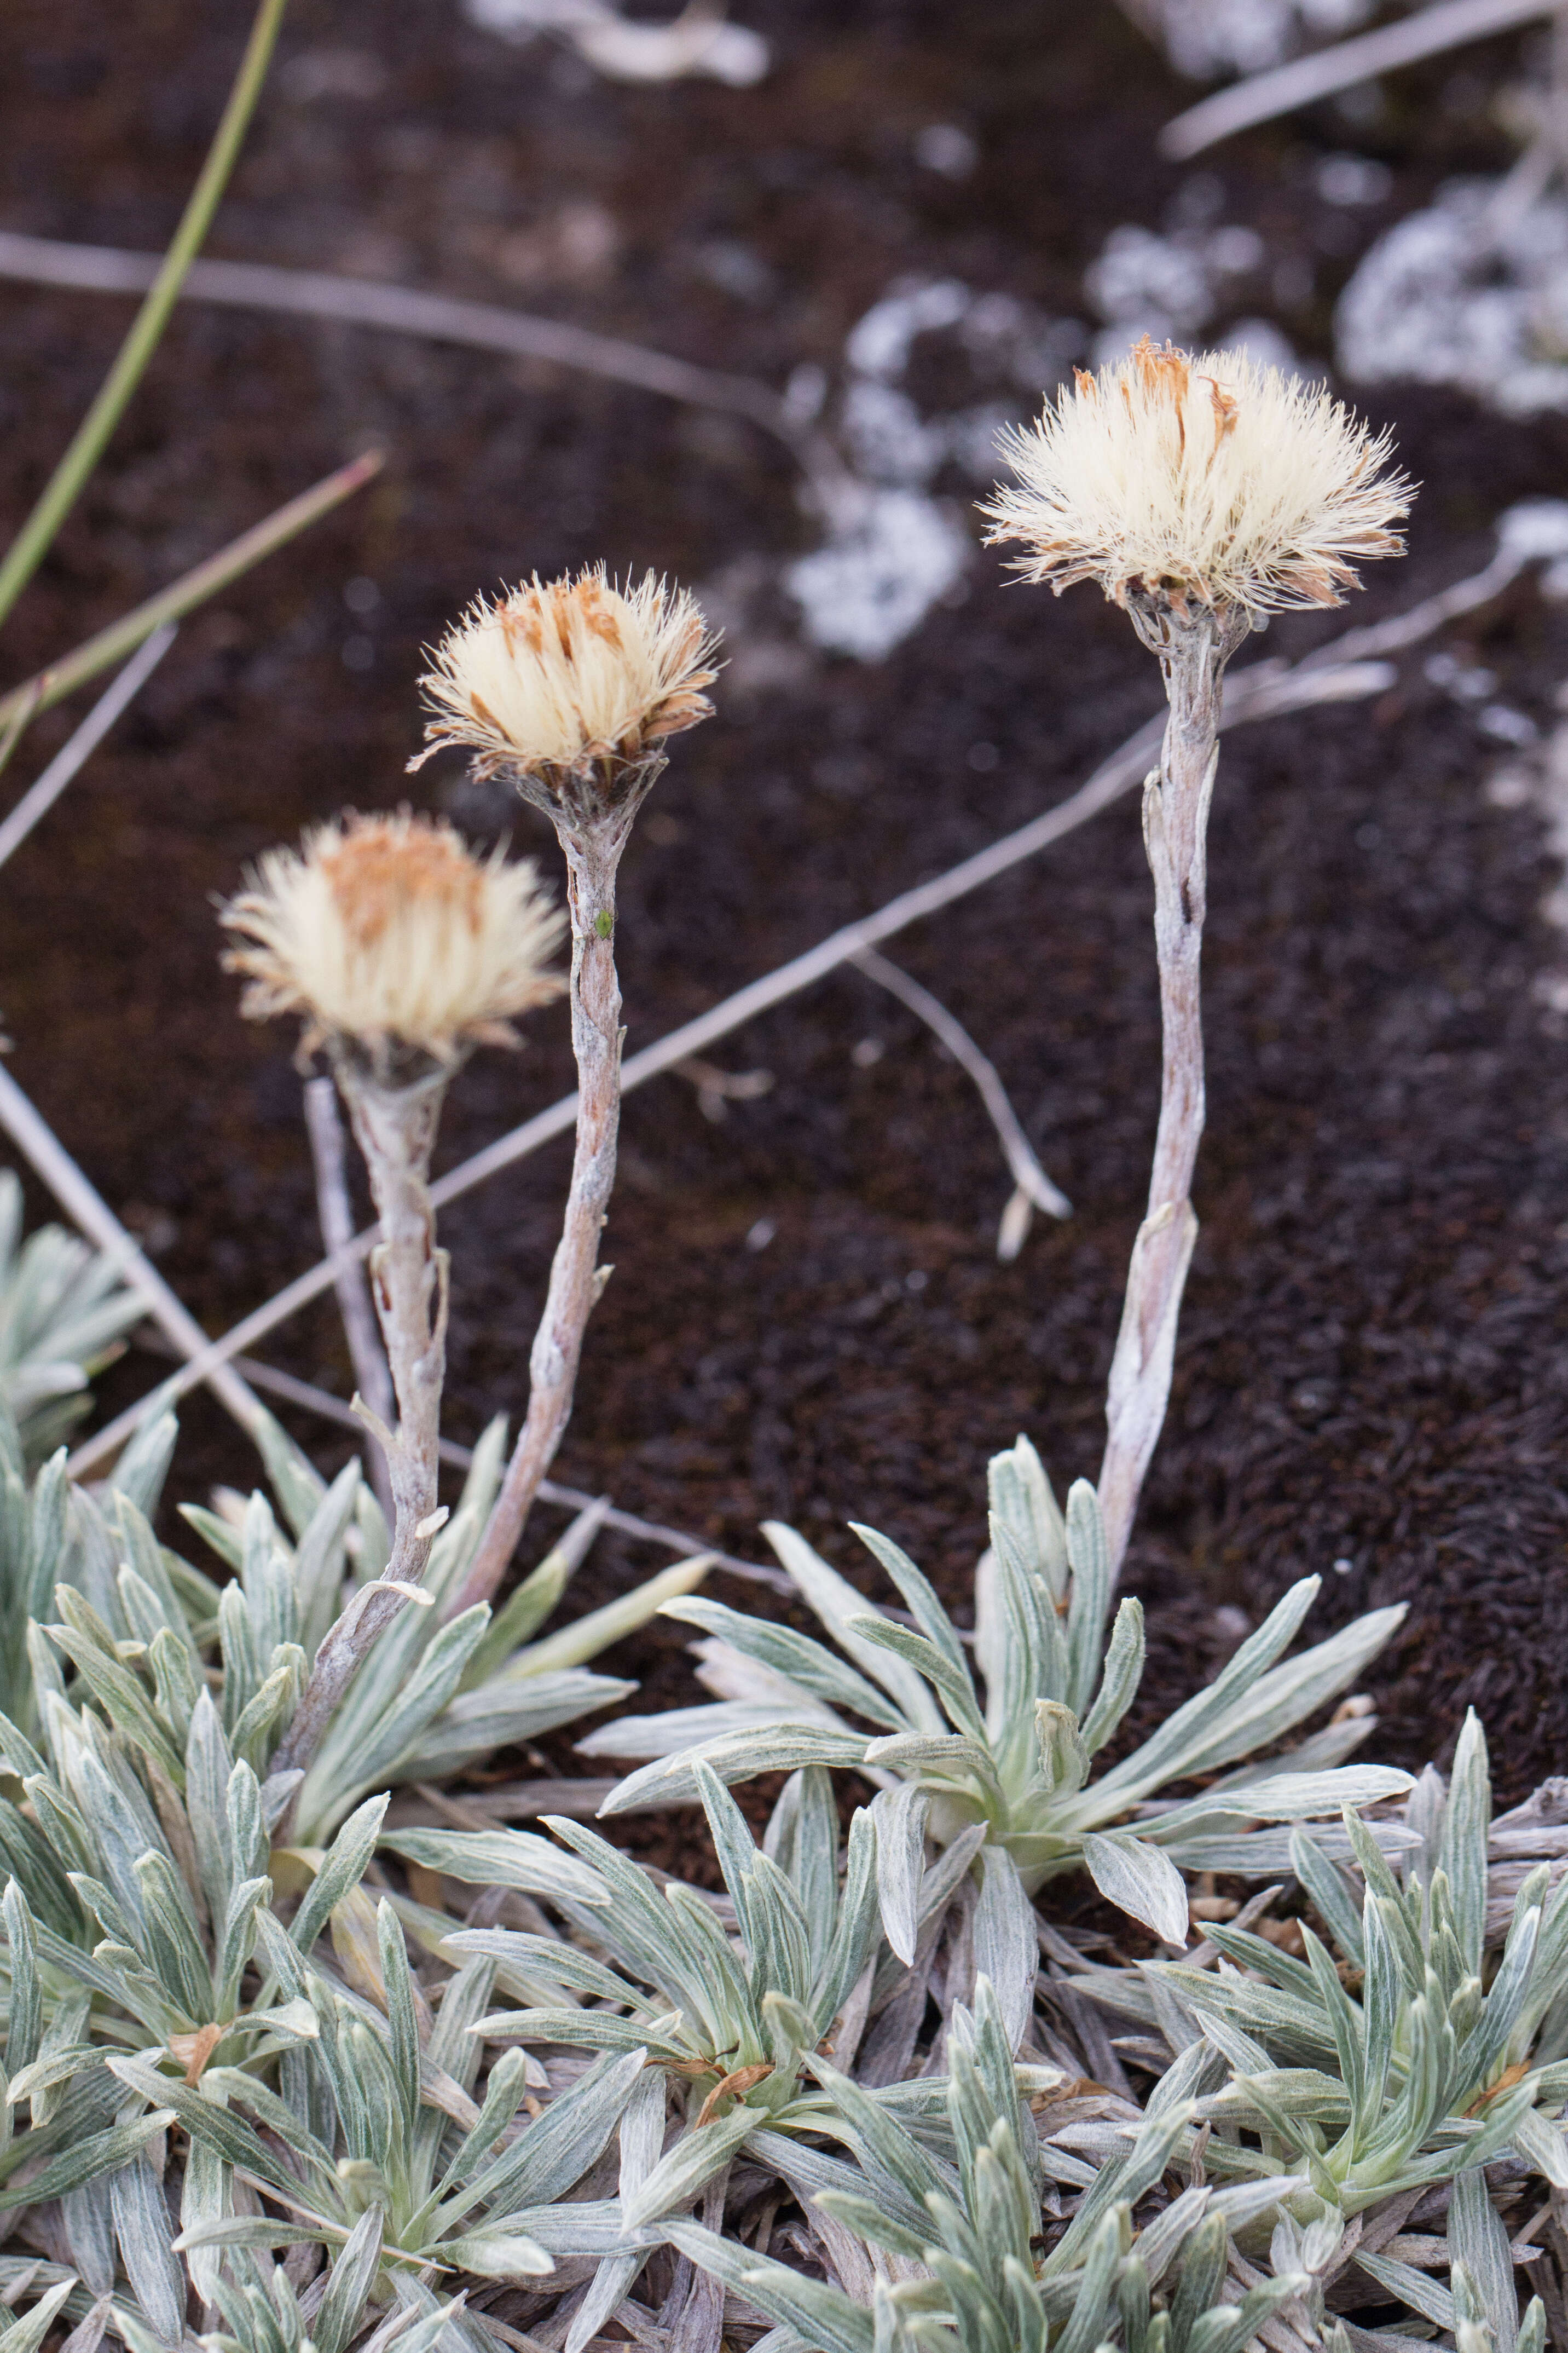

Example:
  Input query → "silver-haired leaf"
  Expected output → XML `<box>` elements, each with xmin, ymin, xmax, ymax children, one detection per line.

<box><xmin>973</xmin><ymin>1854</ymin><xmax>1038</xmax><ymax>2054</ymax></box>
<box><xmin>870</xmin><ymin>1785</ymin><xmax>929</xmax><ymax>1966</ymax></box>
<box><xmin>110</xmin><ymin>2155</ymin><xmax>187</xmax><ymax>2349</ymax></box>
<box><xmin>1083</xmin><ymin>1831</ymin><xmax>1190</xmax><ymax>1947</ymax></box>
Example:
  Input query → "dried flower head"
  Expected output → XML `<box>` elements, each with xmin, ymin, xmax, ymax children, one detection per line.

<box><xmin>220</xmin><ymin>810</ymin><xmax>565</xmax><ymax>1072</ymax></box>
<box><xmin>983</xmin><ymin>336</ymin><xmax>1411</xmax><ymax>618</ymax></box>
<box><xmin>410</xmin><ymin>568</ymin><xmax>719</xmax><ymax>811</ymax></box>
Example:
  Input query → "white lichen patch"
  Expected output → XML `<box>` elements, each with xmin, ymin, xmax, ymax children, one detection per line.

<box><xmin>1336</xmin><ymin>182</ymin><xmax>1568</xmax><ymax>416</ymax></box>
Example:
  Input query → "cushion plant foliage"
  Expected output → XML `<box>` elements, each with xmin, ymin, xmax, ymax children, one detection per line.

<box><xmin>584</xmin><ymin>1438</ymin><xmax>1414</xmax><ymax>1949</ymax></box>
<box><xmin>0</xmin><ymin>1413</ymin><xmax>1559</xmax><ymax>2353</ymax></box>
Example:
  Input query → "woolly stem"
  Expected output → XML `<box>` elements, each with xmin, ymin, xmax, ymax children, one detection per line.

<box><xmin>1098</xmin><ymin>605</ymin><xmax>1247</xmax><ymax>1582</ymax></box>
<box><xmin>450</xmin><ymin>820</ymin><xmax>627</xmax><ymax>1615</ymax></box>
<box><xmin>303</xmin><ymin>1074</ymin><xmax>395</xmax><ymax>1521</ymax></box>
<box><xmin>274</xmin><ymin>1070</ymin><xmax>449</xmax><ymax>1778</ymax></box>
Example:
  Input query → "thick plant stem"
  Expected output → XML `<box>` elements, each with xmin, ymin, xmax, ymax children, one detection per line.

<box><xmin>1098</xmin><ymin>607</ymin><xmax>1245</xmax><ymax>1581</ymax></box>
<box><xmin>450</xmin><ymin>824</ymin><xmax>625</xmax><ymax>1616</ymax></box>
<box><xmin>274</xmin><ymin>1073</ymin><xmax>448</xmax><ymax>1778</ymax></box>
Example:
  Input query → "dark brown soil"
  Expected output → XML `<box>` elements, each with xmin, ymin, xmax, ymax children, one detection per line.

<box><xmin>2</xmin><ymin>0</ymin><xmax>1566</xmax><ymax>1826</ymax></box>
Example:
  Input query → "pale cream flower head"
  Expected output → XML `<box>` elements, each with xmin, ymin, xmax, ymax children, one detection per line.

<box><xmin>410</xmin><ymin>567</ymin><xmax>719</xmax><ymax>824</ymax></box>
<box><xmin>220</xmin><ymin>810</ymin><xmax>565</xmax><ymax>1077</ymax></box>
<box><xmin>983</xmin><ymin>336</ymin><xmax>1411</xmax><ymax>621</ymax></box>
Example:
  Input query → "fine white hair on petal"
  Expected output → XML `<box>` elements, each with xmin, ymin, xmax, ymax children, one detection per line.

<box><xmin>982</xmin><ymin>334</ymin><xmax>1412</xmax><ymax>615</ymax></box>
<box><xmin>412</xmin><ymin>566</ymin><xmax>720</xmax><ymax>778</ymax></box>
<box><xmin>220</xmin><ymin>809</ymin><xmax>566</xmax><ymax>1063</ymax></box>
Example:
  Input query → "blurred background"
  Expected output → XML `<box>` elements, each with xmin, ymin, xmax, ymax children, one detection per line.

<box><xmin>2</xmin><ymin>0</ymin><xmax>1567</xmax><ymax>1795</ymax></box>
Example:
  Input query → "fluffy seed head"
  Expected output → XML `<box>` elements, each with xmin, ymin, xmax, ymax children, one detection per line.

<box><xmin>412</xmin><ymin>567</ymin><xmax>719</xmax><ymax>791</ymax></box>
<box><xmin>220</xmin><ymin>810</ymin><xmax>565</xmax><ymax>1071</ymax></box>
<box><xmin>983</xmin><ymin>336</ymin><xmax>1411</xmax><ymax>618</ymax></box>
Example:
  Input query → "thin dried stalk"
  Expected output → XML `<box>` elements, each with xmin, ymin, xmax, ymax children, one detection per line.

<box><xmin>450</xmin><ymin>822</ymin><xmax>626</xmax><ymax>1616</ymax></box>
<box><xmin>63</xmin><ymin>647</ymin><xmax>1399</xmax><ymax>1481</ymax></box>
<box><xmin>1098</xmin><ymin>605</ymin><xmax>1247</xmax><ymax>1579</ymax></box>
<box><xmin>304</xmin><ymin>1075</ymin><xmax>394</xmax><ymax>1518</ymax></box>
<box><xmin>274</xmin><ymin>1071</ymin><xmax>448</xmax><ymax>1778</ymax></box>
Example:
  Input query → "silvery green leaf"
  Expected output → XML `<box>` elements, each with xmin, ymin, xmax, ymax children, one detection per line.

<box><xmin>562</xmin><ymin>2062</ymin><xmax>664</xmax><ymax>2353</ymax></box>
<box><xmin>514</xmin><ymin>1555</ymin><xmax>711</xmax><ymax>1678</ymax></box>
<box><xmin>314</xmin><ymin>2206</ymin><xmax>385</xmax><ymax>2353</ymax></box>
<box><xmin>1442</xmin><ymin>1712</ymin><xmax>1491</xmax><ymax>1977</ymax></box>
<box><xmin>988</xmin><ymin>1436</ymin><xmax>1068</xmax><ymax>1606</ymax></box>
<box><xmin>389</xmin><ymin>1672</ymin><xmax>635</xmax><ymax>1789</ymax></box>
<box><xmin>843</xmin><ymin>1616</ymin><xmax>985</xmax><ymax>1742</ymax></box>
<box><xmin>217</xmin><ymin>1582</ymin><xmax>260</xmax><ymax>1731</ymax></box>
<box><xmin>347</xmin><ymin>1606</ymin><xmax>493</xmax><ymax>1792</ymax></box>
<box><xmin>10</xmin><ymin>2033</ymin><xmax>102</xmax><ymax>2108</ymax></box>
<box><xmin>662</xmin><ymin>1599</ymin><xmax>907</xmax><ymax>1732</ymax></box>
<box><xmin>114</xmin><ymin>1494</ymin><xmax>197</xmax><ymax>1656</ymax></box>
<box><xmin>1289</xmin><ymin>1828</ymin><xmax>1366</xmax><ymax>1969</ymax></box>
<box><xmin>0</xmin><ymin>2108</ymin><xmax>175</xmax><ymax>2210</ymax></box>
<box><xmin>1079</xmin><ymin>1598</ymin><xmax>1145</xmax><ymax>1757</ymax></box>
<box><xmin>811</xmin><ymin>2189</ymin><xmax>926</xmax><ymax>2263</ymax></box>
<box><xmin>177</xmin><ymin>2124</ymin><xmax>227</xmax><ymax>2306</ymax></box>
<box><xmin>63</xmin><ymin>2165</ymin><xmax>116</xmax><ymax>2297</ymax></box>
<box><xmin>768</xmin><ymin>1767</ymin><xmax>840</xmax><ymax>1977</ymax></box>
<box><xmin>438</xmin><ymin>2232</ymin><xmax>553</xmax><ymax>2280</ymax></box>
<box><xmin>1035</xmin><ymin>1700</ymin><xmax>1090</xmax><ymax>1799</ymax></box>
<box><xmin>181</xmin><ymin>1693</ymin><xmax>235</xmax><ymax>1930</ymax></box>
<box><xmin>229</xmin><ymin>1650</ymin><xmax>304</xmax><ymax>1773</ymax></box>
<box><xmin>288</xmin><ymin>1793</ymin><xmax>388</xmax><ymax>1956</ymax></box>
<box><xmin>377</xmin><ymin>1899</ymin><xmax>422</xmax><ymax>2138</ymax></box>
<box><xmin>173</xmin><ymin>2216</ymin><xmax>341</xmax><ymax>2253</ymax></box>
<box><xmin>973</xmin><ymin>1854</ymin><xmax>1038</xmax><ymax>2055</ymax></box>
<box><xmin>1512</xmin><ymin>2107</ymin><xmax>1568</xmax><ymax>2187</ymax></box>
<box><xmin>801</xmin><ymin>2058</ymin><xmax>948</xmax><ymax>2212</ymax></box>
<box><xmin>578</xmin><ymin>1699</ymin><xmax>818</xmax><ymax>1760</ymax></box>
<box><xmin>178</xmin><ymin>1504</ymin><xmax>242</xmax><ymax>1576</ymax></box>
<box><xmin>870</xmin><ymin>1785</ymin><xmax>929</xmax><ymax>1967</ymax></box>
<box><xmin>1354</xmin><ymin>2252</ymin><xmax>1456</xmax><ymax>2331</ymax></box>
<box><xmin>1449</xmin><ymin>2165</ymin><xmax>1517</xmax><ymax>2353</ymax></box>
<box><xmin>47</xmin><ymin>1591</ymin><xmax>184</xmax><ymax>1785</ymax></box>
<box><xmin>1083</xmin><ymin>1831</ymin><xmax>1190</xmax><ymax>1947</ymax></box>
<box><xmin>449</xmin><ymin>1929</ymin><xmax>631</xmax><ymax>2010</ymax></box>
<box><xmin>861</xmin><ymin>1730</ymin><xmax>1004</xmax><ymax>1802</ymax></box>
<box><xmin>1063</xmin><ymin>1478</ymin><xmax>1112</xmax><ymax>1720</ymax></box>
<box><xmin>109</xmin><ymin>2057</ymin><xmax>308</xmax><ymax>2203</ymax></box>
<box><xmin>249</xmin><ymin>1403</ymin><xmax>328</xmax><ymax>1537</ymax></box>
<box><xmin>747</xmin><ymin>2129</ymin><xmax>933</xmax><ymax>2249</ymax></box>
<box><xmin>133</xmin><ymin>1849</ymin><xmax>212</xmax><ymax>2021</ymax></box>
<box><xmin>848</xmin><ymin>1524</ymin><xmax>970</xmax><ymax>1687</ymax></box>
<box><xmin>1163</xmin><ymin>1821</ymin><xmax>1417</xmax><ymax>1874</ymax></box>
<box><xmin>110</xmin><ymin>2155</ymin><xmax>186</xmax><ymax>2349</ymax></box>
<box><xmin>762</xmin><ymin>1522</ymin><xmax>944</xmax><ymax>1734</ymax></box>
<box><xmin>145</xmin><ymin>1628</ymin><xmax>200</xmax><ymax>1751</ymax></box>
<box><xmin>663</xmin><ymin>2219</ymin><xmax>875</xmax><ymax>2353</ymax></box>
<box><xmin>1169</xmin><ymin>1602</ymin><xmax>1407</xmax><ymax>1788</ymax></box>
<box><xmin>215</xmin><ymin>1874</ymin><xmax>270</xmax><ymax>2017</ymax></box>
<box><xmin>1136</xmin><ymin>1766</ymin><xmax>1414</xmax><ymax>1838</ymax></box>
<box><xmin>1044</xmin><ymin>2102</ymin><xmax>1192</xmax><ymax>2277</ymax></box>
<box><xmin>2</xmin><ymin>1881</ymin><xmax>39</xmax><ymax>2076</ymax></box>
<box><xmin>291</xmin><ymin>1457</ymin><xmax>362</xmax><ymax>1660</ymax></box>
<box><xmin>622</xmin><ymin>2108</ymin><xmax>757</xmax><ymax>2229</ymax></box>
<box><xmin>440</xmin><ymin>2046</ymin><xmax>647</xmax><ymax>2225</ymax></box>
<box><xmin>0</xmin><ymin>2278</ymin><xmax>76</xmax><ymax>2353</ymax></box>
<box><xmin>814</xmin><ymin>1806</ymin><xmax>880</xmax><ymax>2033</ymax></box>
<box><xmin>102</xmin><ymin>1405</ymin><xmax>177</xmax><ymax>1519</ymax></box>
<box><xmin>1093</xmin><ymin>1578</ymin><xmax>1324</xmax><ymax>1801</ymax></box>
<box><xmin>599</xmin><ymin>1728</ymin><xmax>872</xmax><ymax>1817</ymax></box>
